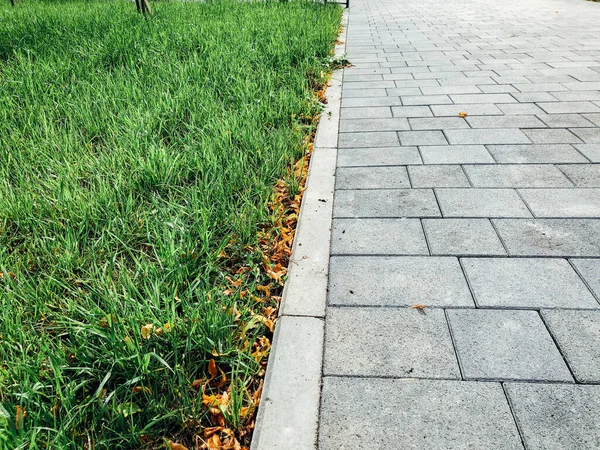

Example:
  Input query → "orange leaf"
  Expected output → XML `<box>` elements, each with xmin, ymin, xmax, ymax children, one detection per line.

<box><xmin>141</xmin><ymin>324</ymin><xmax>153</xmax><ymax>339</ymax></box>
<box><xmin>410</xmin><ymin>304</ymin><xmax>426</xmax><ymax>310</ymax></box>
<box><xmin>208</xmin><ymin>359</ymin><xmax>217</xmax><ymax>380</ymax></box>
<box><xmin>458</xmin><ymin>112</ymin><xmax>468</xmax><ymax>118</ymax></box>
<box><xmin>167</xmin><ymin>441</ymin><xmax>188</xmax><ymax>450</ymax></box>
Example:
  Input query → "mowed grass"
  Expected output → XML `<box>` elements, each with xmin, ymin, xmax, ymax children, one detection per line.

<box><xmin>0</xmin><ymin>1</ymin><xmax>341</xmax><ymax>448</ymax></box>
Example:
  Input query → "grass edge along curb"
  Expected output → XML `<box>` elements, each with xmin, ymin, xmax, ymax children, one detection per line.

<box><xmin>0</xmin><ymin>1</ymin><xmax>342</xmax><ymax>448</ymax></box>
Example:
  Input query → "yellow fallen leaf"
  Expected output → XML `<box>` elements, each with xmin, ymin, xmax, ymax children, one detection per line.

<box><xmin>458</xmin><ymin>112</ymin><xmax>468</xmax><ymax>118</ymax></box>
<box><xmin>141</xmin><ymin>324</ymin><xmax>154</xmax><ymax>339</ymax></box>
<box><xmin>167</xmin><ymin>441</ymin><xmax>188</xmax><ymax>450</ymax></box>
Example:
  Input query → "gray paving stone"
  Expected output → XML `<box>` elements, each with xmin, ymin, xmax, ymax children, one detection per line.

<box><xmin>391</xmin><ymin>105</ymin><xmax>434</xmax><ymax>118</ymax></box>
<box><xmin>423</xmin><ymin>219</ymin><xmax>506</xmax><ymax>255</ymax></box>
<box><xmin>493</xmin><ymin>218</ymin><xmax>600</xmax><ymax>256</ymax></box>
<box><xmin>331</xmin><ymin>218</ymin><xmax>428</xmax><ymax>255</ymax></box>
<box><xmin>575</xmin><ymin>144</ymin><xmax>600</xmax><ymax>162</ymax></box>
<box><xmin>328</xmin><ymin>256</ymin><xmax>473</xmax><ymax>307</ymax></box>
<box><xmin>408</xmin><ymin>117</ymin><xmax>470</xmax><ymax>130</ymax></box>
<box><xmin>339</xmin><ymin>118</ymin><xmax>410</xmax><ymax>132</ymax></box>
<box><xmin>571</xmin><ymin>127</ymin><xmax>600</xmax><ymax>144</ymax></box>
<box><xmin>537</xmin><ymin>101</ymin><xmax>600</xmax><ymax>114</ymax></box>
<box><xmin>398</xmin><ymin>130</ymin><xmax>448</xmax><ymax>146</ymax></box>
<box><xmin>511</xmin><ymin>92</ymin><xmax>558</xmax><ymax>103</ymax></box>
<box><xmin>431</xmin><ymin>103</ymin><xmax>503</xmax><ymax>116</ymax></box>
<box><xmin>462</xmin><ymin>258</ymin><xmax>598</xmax><ymax>309</ymax></box>
<box><xmin>542</xmin><ymin>310</ymin><xmax>600</xmax><ymax>383</ymax></box>
<box><xmin>401</xmin><ymin>95</ymin><xmax>453</xmax><ymax>106</ymax></box>
<box><xmin>339</xmin><ymin>131</ymin><xmax>400</xmax><ymax>148</ymax></box>
<box><xmin>319</xmin><ymin>378</ymin><xmax>523</xmax><ymax>450</ymax></box>
<box><xmin>333</xmin><ymin>189</ymin><xmax>440</xmax><ymax>218</ymax></box>
<box><xmin>340</xmin><ymin>106</ymin><xmax>391</xmax><ymax>119</ymax></box>
<box><xmin>584</xmin><ymin>113</ymin><xmax>600</xmax><ymax>126</ymax></box>
<box><xmin>408</xmin><ymin>165</ymin><xmax>470</xmax><ymax>187</ymax></box>
<box><xmin>436</xmin><ymin>188</ymin><xmax>532</xmax><ymax>218</ymax></box>
<box><xmin>519</xmin><ymin>188</ymin><xmax>600</xmax><ymax>218</ymax></box>
<box><xmin>571</xmin><ymin>258</ymin><xmax>600</xmax><ymax>299</ymax></box>
<box><xmin>449</xmin><ymin>93</ymin><xmax>517</xmax><ymax>104</ymax></box>
<box><xmin>342</xmin><ymin>96</ymin><xmax>403</xmax><ymax>108</ymax></box>
<box><xmin>465</xmin><ymin>115</ymin><xmax>545</xmax><ymax>128</ymax></box>
<box><xmin>447</xmin><ymin>309</ymin><xmax>573</xmax><ymax>382</ymax></box>
<box><xmin>419</xmin><ymin>145</ymin><xmax>495</xmax><ymax>164</ymax></box>
<box><xmin>497</xmin><ymin>103</ymin><xmax>545</xmax><ymax>115</ymax></box>
<box><xmin>537</xmin><ymin>113</ymin><xmax>596</xmax><ymax>128</ymax></box>
<box><xmin>420</xmin><ymin>85</ymin><xmax>482</xmax><ymax>95</ymax></box>
<box><xmin>445</xmin><ymin>128</ymin><xmax>531</xmax><ymax>145</ymax></box>
<box><xmin>487</xmin><ymin>144</ymin><xmax>589</xmax><ymax>163</ymax></box>
<box><xmin>505</xmin><ymin>383</ymin><xmax>600</xmax><ymax>450</ymax></box>
<box><xmin>324</xmin><ymin>307</ymin><xmax>460</xmax><ymax>377</ymax></box>
<box><xmin>463</xmin><ymin>164</ymin><xmax>573</xmax><ymax>187</ymax></box>
<box><xmin>337</xmin><ymin>147</ymin><xmax>422</xmax><ymax>167</ymax></box>
<box><xmin>557</xmin><ymin>164</ymin><xmax>600</xmax><ymax>187</ymax></box>
<box><xmin>343</xmin><ymin>80</ymin><xmax>396</xmax><ymax>90</ymax></box>
<box><xmin>336</xmin><ymin>166</ymin><xmax>410</xmax><ymax>189</ymax></box>
<box><xmin>522</xmin><ymin>128</ymin><xmax>583</xmax><ymax>144</ymax></box>
<box><xmin>342</xmin><ymin>88</ymin><xmax>388</xmax><ymax>98</ymax></box>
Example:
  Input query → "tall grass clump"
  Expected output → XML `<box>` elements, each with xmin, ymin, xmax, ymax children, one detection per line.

<box><xmin>0</xmin><ymin>0</ymin><xmax>341</xmax><ymax>448</ymax></box>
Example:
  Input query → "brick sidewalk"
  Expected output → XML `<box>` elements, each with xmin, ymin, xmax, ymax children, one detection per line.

<box><xmin>319</xmin><ymin>0</ymin><xmax>600</xmax><ymax>448</ymax></box>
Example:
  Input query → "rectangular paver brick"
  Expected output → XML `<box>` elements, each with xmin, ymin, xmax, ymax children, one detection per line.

<box><xmin>462</xmin><ymin>257</ymin><xmax>599</xmax><ymax>309</ymax></box>
<box><xmin>324</xmin><ymin>307</ymin><xmax>460</xmax><ymax>377</ymax></box>
<box><xmin>339</xmin><ymin>118</ymin><xmax>410</xmax><ymax>132</ymax></box>
<box><xmin>487</xmin><ymin>144</ymin><xmax>588</xmax><ymax>163</ymax></box>
<box><xmin>408</xmin><ymin>165</ymin><xmax>470</xmax><ymax>187</ymax></box>
<box><xmin>333</xmin><ymin>189</ymin><xmax>440</xmax><ymax>218</ymax></box>
<box><xmin>391</xmin><ymin>105</ymin><xmax>434</xmax><ymax>117</ymax></box>
<box><xmin>319</xmin><ymin>378</ymin><xmax>523</xmax><ymax>450</ymax></box>
<box><xmin>505</xmin><ymin>383</ymin><xmax>600</xmax><ymax>450</ymax></box>
<box><xmin>339</xmin><ymin>131</ymin><xmax>400</xmax><ymax>148</ymax></box>
<box><xmin>423</xmin><ymin>219</ymin><xmax>506</xmax><ymax>255</ymax></box>
<box><xmin>465</xmin><ymin>115</ymin><xmax>546</xmax><ymax>128</ymax></box>
<box><xmin>436</xmin><ymin>188</ymin><xmax>532</xmax><ymax>217</ymax></box>
<box><xmin>447</xmin><ymin>309</ymin><xmax>573</xmax><ymax>382</ymax></box>
<box><xmin>335</xmin><ymin>166</ymin><xmax>410</xmax><ymax>189</ymax></box>
<box><xmin>419</xmin><ymin>145</ymin><xmax>495</xmax><ymax>164</ymax></box>
<box><xmin>431</xmin><ymin>103</ymin><xmax>503</xmax><ymax>116</ymax></box>
<box><xmin>463</xmin><ymin>164</ymin><xmax>573</xmax><ymax>187</ymax></box>
<box><xmin>331</xmin><ymin>218</ymin><xmax>428</xmax><ymax>255</ymax></box>
<box><xmin>571</xmin><ymin>127</ymin><xmax>600</xmax><ymax>143</ymax></box>
<box><xmin>328</xmin><ymin>256</ymin><xmax>473</xmax><ymax>307</ymax></box>
<box><xmin>522</xmin><ymin>128</ymin><xmax>583</xmax><ymax>144</ymax></box>
<box><xmin>445</xmin><ymin>128</ymin><xmax>531</xmax><ymax>145</ymax></box>
<box><xmin>542</xmin><ymin>310</ymin><xmax>600</xmax><ymax>383</ymax></box>
<box><xmin>337</xmin><ymin>147</ymin><xmax>422</xmax><ymax>166</ymax></box>
<box><xmin>519</xmin><ymin>188</ymin><xmax>600</xmax><ymax>218</ymax></box>
<box><xmin>398</xmin><ymin>130</ymin><xmax>448</xmax><ymax>145</ymax></box>
<box><xmin>537</xmin><ymin>101</ymin><xmax>600</xmax><ymax>114</ymax></box>
<box><xmin>492</xmin><ymin>218</ymin><xmax>600</xmax><ymax>256</ymax></box>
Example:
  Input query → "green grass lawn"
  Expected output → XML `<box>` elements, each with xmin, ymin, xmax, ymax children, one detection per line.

<box><xmin>0</xmin><ymin>1</ymin><xmax>341</xmax><ymax>448</ymax></box>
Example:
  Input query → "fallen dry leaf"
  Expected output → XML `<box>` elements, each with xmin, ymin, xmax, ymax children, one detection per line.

<box><xmin>168</xmin><ymin>441</ymin><xmax>189</xmax><ymax>450</ymax></box>
<box><xmin>410</xmin><ymin>304</ymin><xmax>426</xmax><ymax>310</ymax></box>
<box><xmin>458</xmin><ymin>112</ymin><xmax>468</xmax><ymax>118</ymax></box>
<box><xmin>141</xmin><ymin>324</ymin><xmax>154</xmax><ymax>339</ymax></box>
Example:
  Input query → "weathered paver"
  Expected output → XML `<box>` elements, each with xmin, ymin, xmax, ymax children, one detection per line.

<box><xmin>320</xmin><ymin>378</ymin><xmax>523</xmax><ymax>450</ymax></box>
<box><xmin>335</xmin><ymin>166</ymin><xmax>410</xmax><ymax>189</ymax></box>
<box><xmin>324</xmin><ymin>307</ymin><xmax>460</xmax><ymax>378</ymax></box>
<box><xmin>331</xmin><ymin>218</ymin><xmax>428</xmax><ymax>255</ymax></box>
<box><xmin>463</xmin><ymin>164</ymin><xmax>573</xmax><ymax>187</ymax></box>
<box><xmin>542</xmin><ymin>310</ymin><xmax>600</xmax><ymax>383</ymax></box>
<box><xmin>328</xmin><ymin>256</ymin><xmax>473</xmax><ymax>307</ymax></box>
<box><xmin>436</xmin><ymin>188</ymin><xmax>532</xmax><ymax>217</ymax></box>
<box><xmin>337</xmin><ymin>146</ymin><xmax>422</xmax><ymax>166</ymax></box>
<box><xmin>408</xmin><ymin>165</ymin><xmax>470</xmax><ymax>187</ymax></box>
<box><xmin>492</xmin><ymin>219</ymin><xmax>600</xmax><ymax>256</ymax></box>
<box><xmin>519</xmin><ymin>188</ymin><xmax>600</xmax><ymax>218</ymax></box>
<box><xmin>423</xmin><ymin>219</ymin><xmax>506</xmax><ymax>255</ymax></box>
<box><xmin>462</xmin><ymin>258</ymin><xmax>599</xmax><ymax>309</ymax></box>
<box><xmin>419</xmin><ymin>144</ymin><xmax>494</xmax><ymax>164</ymax></box>
<box><xmin>447</xmin><ymin>309</ymin><xmax>573</xmax><ymax>382</ymax></box>
<box><xmin>287</xmin><ymin>0</ymin><xmax>600</xmax><ymax>447</ymax></box>
<box><xmin>334</xmin><ymin>189</ymin><xmax>440</xmax><ymax>217</ymax></box>
<box><xmin>505</xmin><ymin>383</ymin><xmax>600</xmax><ymax>450</ymax></box>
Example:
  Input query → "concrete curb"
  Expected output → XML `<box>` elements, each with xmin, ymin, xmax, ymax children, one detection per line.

<box><xmin>250</xmin><ymin>10</ymin><xmax>348</xmax><ymax>450</ymax></box>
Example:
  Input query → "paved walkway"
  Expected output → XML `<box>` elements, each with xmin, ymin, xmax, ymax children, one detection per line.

<box><xmin>319</xmin><ymin>0</ymin><xmax>600</xmax><ymax>448</ymax></box>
